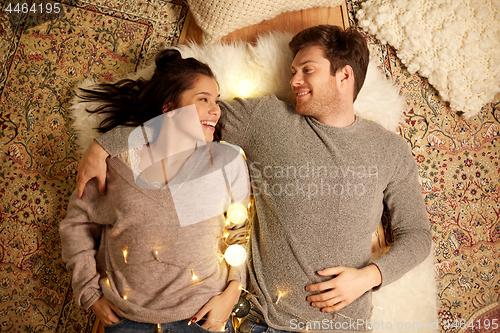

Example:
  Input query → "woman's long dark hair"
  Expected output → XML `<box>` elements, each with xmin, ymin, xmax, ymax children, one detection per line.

<box><xmin>79</xmin><ymin>49</ymin><xmax>223</xmax><ymax>141</ymax></box>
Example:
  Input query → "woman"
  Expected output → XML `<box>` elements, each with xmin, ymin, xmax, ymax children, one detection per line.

<box><xmin>60</xmin><ymin>49</ymin><xmax>250</xmax><ymax>333</ymax></box>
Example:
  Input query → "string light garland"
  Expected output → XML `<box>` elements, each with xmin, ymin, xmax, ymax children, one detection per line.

<box><xmin>232</xmin><ymin>286</ymin><xmax>369</xmax><ymax>331</ymax></box>
<box><xmin>226</xmin><ymin>202</ymin><xmax>248</xmax><ymax>225</ymax></box>
<box><xmin>223</xmin><ymin>244</ymin><xmax>247</xmax><ymax>266</ymax></box>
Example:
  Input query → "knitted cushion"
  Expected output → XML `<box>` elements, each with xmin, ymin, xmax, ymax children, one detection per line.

<box><xmin>187</xmin><ymin>0</ymin><xmax>342</xmax><ymax>43</ymax></box>
<box><xmin>357</xmin><ymin>0</ymin><xmax>500</xmax><ymax>118</ymax></box>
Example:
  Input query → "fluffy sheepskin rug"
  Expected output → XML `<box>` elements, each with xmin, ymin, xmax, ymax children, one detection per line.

<box><xmin>70</xmin><ymin>32</ymin><xmax>405</xmax><ymax>152</ymax></box>
<box><xmin>70</xmin><ymin>32</ymin><xmax>438</xmax><ymax>331</ymax></box>
<box><xmin>357</xmin><ymin>0</ymin><xmax>500</xmax><ymax>118</ymax></box>
<box><xmin>371</xmin><ymin>252</ymin><xmax>438</xmax><ymax>333</ymax></box>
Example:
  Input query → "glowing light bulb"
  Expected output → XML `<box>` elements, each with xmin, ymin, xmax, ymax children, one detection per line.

<box><xmin>227</xmin><ymin>203</ymin><xmax>248</xmax><ymax>225</ymax></box>
<box><xmin>123</xmin><ymin>295</ymin><xmax>128</xmax><ymax>300</ymax></box>
<box><xmin>123</xmin><ymin>249</ymin><xmax>128</xmax><ymax>264</ymax></box>
<box><xmin>276</xmin><ymin>290</ymin><xmax>287</xmax><ymax>305</ymax></box>
<box><xmin>191</xmin><ymin>268</ymin><xmax>198</xmax><ymax>281</ymax></box>
<box><xmin>233</xmin><ymin>78</ymin><xmax>255</xmax><ymax>97</ymax></box>
<box><xmin>224</xmin><ymin>244</ymin><xmax>247</xmax><ymax>266</ymax></box>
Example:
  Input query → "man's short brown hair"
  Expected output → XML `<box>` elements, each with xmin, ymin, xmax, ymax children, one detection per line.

<box><xmin>289</xmin><ymin>25</ymin><xmax>369</xmax><ymax>101</ymax></box>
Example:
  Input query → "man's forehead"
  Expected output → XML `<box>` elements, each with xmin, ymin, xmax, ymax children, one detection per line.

<box><xmin>291</xmin><ymin>45</ymin><xmax>328</xmax><ymax>67</ymax></box>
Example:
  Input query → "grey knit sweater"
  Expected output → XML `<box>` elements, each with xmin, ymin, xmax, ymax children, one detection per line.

<box><xmin>96</xmin><ymin>95</ymin><xmax>431</xmax><ymax>332</ymax></box>
<box><xmin>60</xmin><ymin>142</ymin><xmax>250</xmax><ymax>324</ymax></box>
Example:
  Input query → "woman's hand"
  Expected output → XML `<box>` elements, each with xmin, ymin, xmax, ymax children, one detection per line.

<box><xmin>90</xmin><ymin>296</ymin><xmax>123</xmax><ymax>326</ymax></box>
<box><xmin>77</xmin><ymin>141</ymin><xmax>109</xmax><ymax>197</ymax></box>
<box><xmin>191</xmin><ymin>280</ymin><xmax>242</xmax><ymax>331</ymax></box>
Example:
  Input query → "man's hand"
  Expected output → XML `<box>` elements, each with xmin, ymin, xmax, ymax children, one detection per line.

<box><xmin>90</xmin><ymin>296</ymin><xmax>123</xmax><ymax>326</ymax></box>
<box><xmin>190</xmin><ymin>280</ymin><xmax>241</xmax><ymax>331</ymax></box>
<box><xmin>77</xmin><ymin>140</ymin><xmax>109</xmax><ymax>197</ymax></box>
<box><xmin>306</xmin><ymin>264</ymin><xmax>382</xmax><ymax>312</ymax></box>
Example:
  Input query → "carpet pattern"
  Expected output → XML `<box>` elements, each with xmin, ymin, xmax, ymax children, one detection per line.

<box><xmin>0</xmin><ymin>1</ymin><xmax>187</xmax><ymax>332</ymax></box>
<box><xmin>0</xmin><ymin>1</ymin><xmax>499</xmax><ymax>333</ymax></box>
<box><xmin>348</xmin><ymin>1</ymin><xmax>500</xmax><ymax>332</ymax></box>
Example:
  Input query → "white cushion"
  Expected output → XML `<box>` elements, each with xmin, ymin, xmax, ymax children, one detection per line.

<box><xmin>357</xmin><ymin>0</ymin><xmax>500</xmax><ymax>118</ymax></box>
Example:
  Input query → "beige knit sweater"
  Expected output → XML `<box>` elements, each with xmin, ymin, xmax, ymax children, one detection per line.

<box><xmin>60</xmin><ymin>142</ymin><xmax>250</xmax><ymax>324</ymax></box>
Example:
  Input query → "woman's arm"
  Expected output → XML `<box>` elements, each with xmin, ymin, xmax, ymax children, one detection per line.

<box><xmin>90</xmin><ymin>296</ymin><xmax>123</xmax><ymax>326</ymax></box>
<box><xmin>60</xmin><ymin>179</ymin><xmax>104</xmax><ymax>310</ymax></box>
<box><xmin>190</xmin><ymin>280</ymin><xmax>242</xmax><ymax>331</ymax></box>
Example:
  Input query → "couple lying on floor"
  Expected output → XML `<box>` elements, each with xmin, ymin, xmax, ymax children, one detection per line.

<box><xmin>60</xmin><ymin>25</ymin><xmax>431</xmax><ymax>333</ymax></box>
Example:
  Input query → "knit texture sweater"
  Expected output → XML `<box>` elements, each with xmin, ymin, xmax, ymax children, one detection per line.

<box><xmin>60</xmin><ymin>142</ymin><xmax>250</xmax><ymax>324</ymax></box>
<box><xmin>97</xmin><ymin>95</ymin><xmax>431</xmax><ymax>332</ymax></box>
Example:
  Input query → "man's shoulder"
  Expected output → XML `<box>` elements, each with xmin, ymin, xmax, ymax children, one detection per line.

<box><xmin>358</xmin><ymin>117</ymin><xmax>408</xmax><ymax>146</ymax></box>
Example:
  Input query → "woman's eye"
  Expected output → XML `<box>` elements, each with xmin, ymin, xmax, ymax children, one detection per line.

<box><xmin>200</xmin><ymin>98</ymin><xmax>208</xmax><ymax>102</ymax></box>
<box><xmin>215</xmin><ymin>100</ymin><xmax>221</xmax><ymax>105</ymax></box>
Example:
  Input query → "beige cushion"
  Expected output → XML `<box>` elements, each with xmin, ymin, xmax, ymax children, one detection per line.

<box><xmin>187</xmin><ymin>0</ymin><xmax>342</xmax><ymax>43</ymax></box>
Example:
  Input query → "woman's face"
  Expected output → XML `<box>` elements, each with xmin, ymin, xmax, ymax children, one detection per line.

<box><xmin>177</xmin><ymin>75</ymin><xmax>221</xmax><ymax>143</ymax></box>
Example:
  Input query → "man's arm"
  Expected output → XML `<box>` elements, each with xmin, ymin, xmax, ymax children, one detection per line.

<box><xmin>77</xmin><ymin>141</ymin><xmax>109</xmax><ymax>197</ymax></box>
<box><xmin>370</xmin><ymin>139</ymin><xmax>432</xmax><ymax>287</ymax></box>
<box><xmin>76</xmin><ymin>125</ymin><xmax>136</xmax><ymax>197</ymax></box>
<box><xmin>76</xmin><ymin>95</ymin><xmax>270</xmax><ymax>196</ymax></box>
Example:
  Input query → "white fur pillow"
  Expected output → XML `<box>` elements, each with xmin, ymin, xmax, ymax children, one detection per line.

<box><xmin>187</xmin><ymin>0</ymin><xmax>342</xmax><ymax>43</ymax></box>
<box><xmin>70</xmin><ymin>32</ymin><xmax>405</xmax><ymax>153</ymax></box>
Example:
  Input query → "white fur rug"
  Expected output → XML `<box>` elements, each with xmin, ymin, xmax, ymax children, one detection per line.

<box><xmin>70</xmin><ymin>32</ymin><xmax>438</xmax><ymax>331</ymax></box>
<box><xmin>70</xmin><ymin>32</ymin><xmax>405</xmax><ymax>152</ymax></box>
<box><xmin>357</xmin><ymin>0</ymin><xmax>500</xmax><ymax>118</ymax></box>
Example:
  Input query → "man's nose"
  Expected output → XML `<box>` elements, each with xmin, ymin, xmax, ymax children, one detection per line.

<box><xmin>290</xmin><ymin>74</ymin><xmax>303</xmax><ymax>87</ymax></box>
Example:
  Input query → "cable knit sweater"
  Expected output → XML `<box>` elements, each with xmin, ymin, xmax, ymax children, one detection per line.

<box><xmin>96</xmin><ymin>95</ymin><xmax>431</xmax><ymax>332</ymax></box>
<box><xmin>60</xmin><ymin>142</ymin><xmax>250</xmax><ymax>324</ymax></box>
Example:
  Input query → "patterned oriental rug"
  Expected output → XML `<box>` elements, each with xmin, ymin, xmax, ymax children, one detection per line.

<box><xmin>0</xmin><ymin>0</ymin><xmax>187</xmax><ymax>332</ymax></box>
<box><xmin>0</xmin><ymin>1</ymin><xmax>499</xmax><ymax>333</ymax></box>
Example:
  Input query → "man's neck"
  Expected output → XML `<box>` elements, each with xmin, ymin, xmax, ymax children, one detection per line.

<box><xmin>316</xmin><ymin>104</ymin><xmax>356</xmax><ymax>128</ymax></box>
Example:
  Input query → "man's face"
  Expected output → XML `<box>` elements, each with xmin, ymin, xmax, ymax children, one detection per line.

<box><xmin>290</xmin><ymin>45</ymin><xmax>340</xmax><ymax>120</ymax></box>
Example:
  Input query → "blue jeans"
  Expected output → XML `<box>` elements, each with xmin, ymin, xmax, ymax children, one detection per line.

<box><xmin>238</xmin><ymin>317</ymin><xmax>294</xmax><ymax>333</ymax></box>
<box><xmin>104</xmin><ymin>318</ymin><xmax>234</xmax><ymax>333</ymax></box>
<box><xmin>238</xmin><ymin>301</ymin><xmax>293</xmax><ymax>333</ymax></box>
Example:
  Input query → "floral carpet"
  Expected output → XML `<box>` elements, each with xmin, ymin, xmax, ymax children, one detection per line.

<box><xmin>347</xmin><ymin>1</ymin><xmax>500</xmax><ymax>332</ymax></box>
<box><xmin>0</xmin><ymin>0</ymin><xmax>499</xmax><ymax>332</ymax></box>
<box><xmin>0</xmin><ymin>0</ymin><xmax>188</xmax><ymax>331</ymax></box>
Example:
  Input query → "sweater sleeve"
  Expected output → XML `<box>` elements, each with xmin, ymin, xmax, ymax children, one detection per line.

<box><xmin>219</xmin><ymin>97</ymin><xmax>268</xmax><ymax>147</ymax></box>
<box><xmin>95</xmin><ymin>126</ymin><xmax>138</xmax><ymax>157</ymax></box>
<box><xmin>96</xmin><ymin>96</ymin><xmax>267</xmax><ymax>157</ymax></box>
<box><xmin>59</xmin><ymin>179</ymin><xmax>103</xmax><ymax>309</ymax></box>
<box><xmin>222</xmin><ymin>152</ymin><xmax>251</xmax><ymax>287</ymax></box>
<box><xmin>372</xmin><ymin>139</ymin><xmax>432</xmax><ymax>288</ymax></box>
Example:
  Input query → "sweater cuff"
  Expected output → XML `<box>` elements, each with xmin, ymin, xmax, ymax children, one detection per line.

<box><xmin>227</xmin><ymin>264</ymin><xmax>247</xmax><ymax>289</ymax></box>
<box><xmin>81</xmin><ymin>288</ymin><xmax>103</xmax><ymax>310</ymax></box>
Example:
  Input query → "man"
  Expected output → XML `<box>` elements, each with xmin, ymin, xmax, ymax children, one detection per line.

<box><xmin>76</xmin><ymin>26</ymin><xmax>431</xmax><ymax>332</ymax></box>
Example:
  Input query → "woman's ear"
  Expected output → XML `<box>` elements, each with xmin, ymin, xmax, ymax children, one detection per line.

<box><xmin>162</xmin><ymin>103</ymin><xmax>174</xmax><ymax>114</ymax></box>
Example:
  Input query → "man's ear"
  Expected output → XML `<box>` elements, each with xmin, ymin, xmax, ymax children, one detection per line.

<box><xmin>162</xmin><ymin>103</ymin><xmax>174</xmax><ymax>113</ymax></box>
<box><xmin>337</xmin><ymin>65</ymin><xmax>354</xmax><ymax>86</ymax></box>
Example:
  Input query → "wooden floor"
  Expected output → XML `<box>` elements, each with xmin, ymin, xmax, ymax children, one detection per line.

<box><xmin>179</xmin><ymin>5</ymin><xmax>349</xmax><ymax>45</ymax></box>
